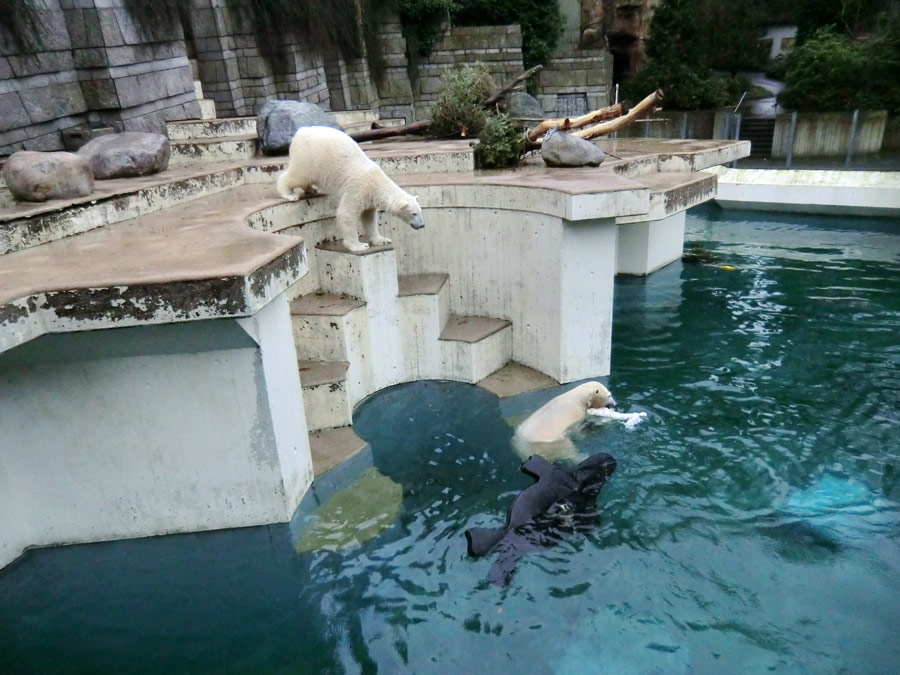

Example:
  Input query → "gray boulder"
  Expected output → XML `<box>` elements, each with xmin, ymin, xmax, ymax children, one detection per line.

<box><xmin>77</xmin><ymin>132</ymin><xmax>171</xmax><ymax>179</ymax></box>
<box><xmin>506</xmin><ymin>92</ymin><xmax>544</xmax><ymax>120</ymax></box>
<box><xmin>541</xmin><ymin>130</ymin><xmax>606</xmax><ymax>168</ymax></box>
<box><xmin>257</xmin><ymin>100</ymin><xmax>343</xmax><ymax>155</ymax></box>
<box><xmin>3</xmin><ymin>151</ymin><xmax>94</xmax><ymax>202</ymax></box>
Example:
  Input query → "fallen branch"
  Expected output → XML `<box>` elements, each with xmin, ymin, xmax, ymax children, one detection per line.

<box><xmin>485</xmin><ymin>64</ymin><xmax>544</xmax><ymax>108</ymax></box>
<box><xmin>571</xmin><ymin>89</ymin><xmax>663</xmax><ymax>140</ymax></box>
<box><xmin>526</xmin><ymin>103</ymin><xmax>623</xmax><ymax>143</ymax></box>
<box><xmin>349</xmin><ymin>120</ymin><xmax>431</xmax><ymax>143</ymax></box>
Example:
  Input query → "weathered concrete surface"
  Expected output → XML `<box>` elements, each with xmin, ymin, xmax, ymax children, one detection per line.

<box><xmin>3</xmin><ymin>151</ymin><xmax>94</xmax><ymax>202</ymax></box>
<box><xmin>0</xmin><ymin>295</ymin><xmax>312</xmax><ymax>571</ymax></box>
<box><xmin>0</xmin><ymin>183</ymin><xmax>307</xmax><ymax>355</ymax></box>
<box><xmin>708</xmin><ymin>167</ymin><xmax>900</xmax><ymax>217</ymax></box>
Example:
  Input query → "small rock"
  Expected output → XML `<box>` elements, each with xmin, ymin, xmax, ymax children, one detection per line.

<box><xmin>506</xmin><ymin>92</ymin><xmax>544</xmax><ymax>120</ymax></box>
<box><xmin>257</xmin><ymin>100</ymin><xmax>343</xmax><ymax>155</ymax></box>
<box><xmin>78</xmin><ymin>132</ymin><xmax>171</xmax><ymax>179</ymax></box>
<box><xmin>2</xmin><ymin>151</ymin><xmax>94</xmax><ymax>202</ymax></box>
<box><xmin>541</xmin><ymin>130</ymin><xmax>606</xmax><ymax>168</ymax></box>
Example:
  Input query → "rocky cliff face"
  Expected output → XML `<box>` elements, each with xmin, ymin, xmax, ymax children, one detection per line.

<box><xmin>579</xmin><ymin>0</ymin><xmax>658</xmax><ymax>77</ymax></box>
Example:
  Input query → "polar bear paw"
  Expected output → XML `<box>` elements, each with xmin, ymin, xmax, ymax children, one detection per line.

<box><xmin>344</xmin><ymin>240</ymin><xmax>370</xmax><ymax>253</ymax></box>
<box><xmin>368</xmin><ymin>235</ymin><xmax>392</xmax><ymax>246</ymax></box>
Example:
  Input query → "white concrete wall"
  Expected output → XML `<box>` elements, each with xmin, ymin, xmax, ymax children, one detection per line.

<box><xmin>708</xmin><ymin>167</ymin><xmax>900</xmax><ymax>217</ymax></box>
<box><xmin>0</xmin><ymin>458</ymin><xmax>31</xmax><ymax>568</ymax></box>
<box><xmin>617</xmin><ymin>212</ymin><xmax>687</xmax><ymax>276</ymax></box>
<box><xmin>0</xmin><ymin>294</ymin><xmax>312</xmax><ymax>569</ymax></box>
<box><xmin>386</xmin><ymin>206</ymin><xmax>567</xmax><ymax>379</ymax></box>
<box><xmin>383</xmin><ymin>205</ymin><xmax>622</xmax><ymax>382</ymax></box>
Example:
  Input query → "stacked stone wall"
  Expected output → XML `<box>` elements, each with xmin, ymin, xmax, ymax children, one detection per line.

<box><xmin>411</xmin><ymin>25</ymin><xmax>524</xmax><ymax>121</ymax></box>
<box><xmin>536</xmin><ymin>32</ymin><xmax>611</xmax><ymax>119</ymax></box>
<box><xmin>1</xmin><ymin>0</ymin><xmax>200</xmax><ymax>155</ymax></box>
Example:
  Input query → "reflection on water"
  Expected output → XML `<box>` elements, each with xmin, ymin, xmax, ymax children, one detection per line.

<box><xmin>1</xmin><ymin>206</ymin><xmax>899</xmax><ymax>674</ymax></box>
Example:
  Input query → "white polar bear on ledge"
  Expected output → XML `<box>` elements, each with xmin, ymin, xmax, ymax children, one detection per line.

<box><xmin>276</xmin><ymin>126</ymin><xmax>425</xmax><ymax>252</ymax></box>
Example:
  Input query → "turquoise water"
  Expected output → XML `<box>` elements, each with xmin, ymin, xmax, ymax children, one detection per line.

<box><xmin>2</xmin><ymin>206</ymin><xmax>899</xmax><ymax>674</ymax></box>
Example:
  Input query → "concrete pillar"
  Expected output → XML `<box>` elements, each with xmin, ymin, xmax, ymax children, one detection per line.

<box><xmin>616</xmin><ymin>211</ymin><xmax>686</xmax><ymax>276</ymax></box>
<box><xmin>0</xmin><ymin>293</ymin><xmax>312</xmax><ymax>570</ymax></box>
<box><xmin>557</xmin><ymin>218</ymin><xmax>618</xmax><ymax>382</ymax></box>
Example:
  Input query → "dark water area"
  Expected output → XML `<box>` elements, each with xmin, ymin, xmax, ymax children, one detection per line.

<box><xmin>1</xmin><ymin>206</ymin><xmax>899</xmax><ymax>674</ymax></box>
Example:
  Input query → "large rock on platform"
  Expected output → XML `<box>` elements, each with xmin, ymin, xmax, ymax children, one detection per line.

<box><xmin>77</xmin><ymin>132</ymin><xmax>171</xmax><ymax>179</ymax></box>
<box><xmin>506</xmin><ymin>92</ymin><xmax>544</xmax><ymax>120</ymax></box>
<box><xmin>541</xmin><ymin>130</ymin><xmax>606</xmax><ymax>168</ymax></box>
<box><xmin>257</xmin><ymin>100</ymin><xmax>343</xmax><ymax>155</ymax></box>
<box><xmin>3</xmin><ymin>151</ymin><xmax>94</xmax><ymax>202</ymax></box>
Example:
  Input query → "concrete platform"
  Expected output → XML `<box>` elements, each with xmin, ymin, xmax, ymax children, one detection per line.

<box><xmin>0</xmin><ymin>135</ymin><xmax>749</xmax><ymax>570</ymax></box>
<box><xmin>707</xmin><ymin>166</ymin><xmax>900</xmax><ymax>217</ymax></box>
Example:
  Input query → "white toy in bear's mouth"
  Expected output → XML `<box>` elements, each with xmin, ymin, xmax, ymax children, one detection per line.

<box><xmin>587</xmin><ymin>408</ymin><xmax>647</xmax><ymax>429</ymax></box>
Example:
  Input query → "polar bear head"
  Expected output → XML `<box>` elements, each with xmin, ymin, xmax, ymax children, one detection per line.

<box><xmin>397</xmin><ymin>193</ymin><xmax>425</xmax><ymax>230</ymax></box>
<box><xmin>575</xmin><ymin>381</ymin><xmax>615</xmax><ymax>411</ymax></box>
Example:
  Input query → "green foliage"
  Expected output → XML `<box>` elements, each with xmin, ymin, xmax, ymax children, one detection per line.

<box><xmin>794</xmin><ymin>0</ymin><xmax>894</xmax><ymax>44</ymax></box>
<box><xmin>396</xmin><ymin>0</ymin><xmax>456</xmax><ymax>58</ymax></box>
<box><xmin>625</xmin><ymin>0</ymin><xmax>768</xmax><ymax>109</ymax></box>
<box><xmin>779</xmin><ymin>22</ymin><xmax>900</xmax><ymax>114</ymax></box>
<box><xmin>474</xmin><ymin>113</ymin><xmax>525</xmax><ymax>169</ymax></box>
<box><xmin>452</xmin><ymin>0</ymin><xmax>564</xmax><ymax>69</ymax></box>
<box><xmin>428</xmin><ymin>64</ymin><xmax>495</xmax><ymax>137</ymax></box>
<box><xmin>0</xmin><ymin>0</ymin><xmax>44</xmax><ymax>53</ymax></box>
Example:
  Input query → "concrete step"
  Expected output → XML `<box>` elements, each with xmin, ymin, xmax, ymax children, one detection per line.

<box><xmin>298</xmin><ymin>359</ymin><xmax>352</xmax><ymax>431</ymax></box>
<box><xmin>332</xmin><ymin>109</ymin><xmax>378</xmax><ymax>133</ymax></box>
<box><xmin>166</xmin><ymin>117</ymin><xmax>256</xmax><ymax>141</ymax></box>
<box><xmin>290</xmin><ymin>292</ymin><xmax>367</xmax><ymax>362</ymax></box>
<box><xmin>170</xmin><ymin>135</ymin><xmax>258</xmax><ymax>165</ymax></box>
<box><xmin>290</xmin><ymin>291</ymin><xmax>370</xmax><ymax>405</ymax></box>
<box><xmin>198</xmin><ymin>99</ymin><xmax>217</xmax><ymax>120</ymax></box>
<box><xmin>397</xmin><ymin>273</ymin><xmax>450</xmax><ymax>381</ymax></box>
<box><xmin>308</xmin><ymin>425</ymin><xmax>370</xmax><ymax>479</ymax></box>
<box><xmin>439</xmin><ymin>314</ymin><xmax>513</xmax><ymax>383</ymax></box>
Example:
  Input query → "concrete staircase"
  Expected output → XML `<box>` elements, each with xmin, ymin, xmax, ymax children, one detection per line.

<box><xmin>290</xmin><ymin>245</ymin><xmax>513</xmax><ymax>433</ymax></box>
<box><xmin>739</xmin><ymin>117</ymin><xmax>776</xmax><ymax>158</ymax></box>
<box><xmin>166</xmin><ymin>111</ymin><xmax>405</xmax><ymax>166</ymax></box>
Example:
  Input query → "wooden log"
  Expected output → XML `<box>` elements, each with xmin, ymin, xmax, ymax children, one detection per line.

<box><xmin>571</xmin><ymin>89</ymin><xmax>663</xmax><ymax>140</ymax></box>
<box><xmin>349</xmin><ymin>120</ymin><xmax>431</xmax><ymax>143</ymax></box>
<box><xmin>526</xmin><ymin>103</ymin><xmax>623</xmax><ymax>142</ymax></box>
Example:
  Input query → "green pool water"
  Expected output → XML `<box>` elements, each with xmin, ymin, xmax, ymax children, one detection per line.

<box><xmin>2</xmin><ymin>206</ymin><xmax>899</xmax><ymax>674</ymax></box>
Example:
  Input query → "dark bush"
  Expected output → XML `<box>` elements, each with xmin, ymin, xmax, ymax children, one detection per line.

<box><xmin>474</xmin><ymin>113</ymin><xmax>525</xmax><ymax>169</ymax></box>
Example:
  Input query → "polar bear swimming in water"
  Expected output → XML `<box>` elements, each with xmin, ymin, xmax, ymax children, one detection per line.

<box><xmin>277</xmin><ymin>126</ymin><xmax>424</xmax><ymax>252</ymax></box>
<box><xmin>513</xmin><ymin>381</ymin><xmax>616</xmax><ymax>462</ymax></box>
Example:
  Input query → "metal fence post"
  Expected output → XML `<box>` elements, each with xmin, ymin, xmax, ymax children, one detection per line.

<box><xmin>730</xmin><ymin>113</ymin><xmax>742</xmax><ymax>168</ymax></box>
<box><xmin>785</xmin><ymin>111</ymin><xmax>797</xmax><ymax>169</ymax></box>
<box><xmin>845</xmin><ymin>109</ymin><xmax>860</xmax><ymax>167</ymax></box>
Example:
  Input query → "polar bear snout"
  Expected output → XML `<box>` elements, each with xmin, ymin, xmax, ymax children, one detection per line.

<box><xmin>589</xmin><ymin>393</ymin><xmax>616</xmax><ymax>409</ymax></box>
<box><xmin>409</xmin><ymin>213</ymin><xmax>425</xmax><ymax>230</ymax></box>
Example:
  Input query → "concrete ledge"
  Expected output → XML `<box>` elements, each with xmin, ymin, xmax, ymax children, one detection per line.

<box><xmin>707</xmin><ymin>167</ymin><xmax>900</xmax><ymax>217</ymax></box>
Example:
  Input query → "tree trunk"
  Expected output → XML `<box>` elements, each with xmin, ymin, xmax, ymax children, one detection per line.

<box><xmin>525</xmin><ymin>103</ymin><xmax>623</xmax><ymax>142</ymax></box>
<box><xmin>571</xmin><ymin>89</ymin><xmax>663</xmax><ymax>140</ymax></box>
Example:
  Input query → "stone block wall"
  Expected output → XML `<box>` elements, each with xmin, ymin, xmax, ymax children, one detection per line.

<box><xmin>411</xmin><ymin>25</ymin><xmax>524</xmax><ymax>121</ymax></box>
<box><xmin>373</xmin><ymin>18</ymin><xmax>413</xmax><ymax>123</ymax></box>
<box><xmin>0</xmin><ymin>0</ymin><xmax>88</xmax><ymax>152</ymax></box>
<box><xmin>187</xmin><ymin>0</ymin><xmax>329</xmax><ymax>118</ymax></box>
<box><xmin>536</xmin><ymin>32</ymin><xmax>611</xmax><ymax>119</ymax></box>
<box><xmin>1</xmin><ymin>0</ymin><xmax>201</xmax><ymax>154</ymax></box>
